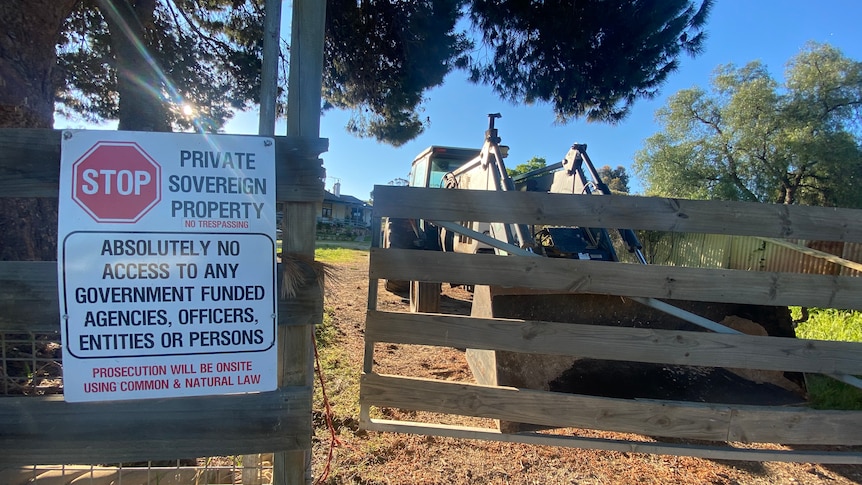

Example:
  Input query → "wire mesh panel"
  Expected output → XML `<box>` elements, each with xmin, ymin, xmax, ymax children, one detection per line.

<box><xmin>0</xmin><ymin>456</ymin><xmax>274</xmax><ymax>485</ymax></box>
<box><xmin>0</xmin><ymin>331</ymin><xmax>275</xmax><ymax>484</ymax></box>
<box><xmin>0</xmin><ymin>331</ymin><xmax>63</xmax><ymax>396</ymax></box>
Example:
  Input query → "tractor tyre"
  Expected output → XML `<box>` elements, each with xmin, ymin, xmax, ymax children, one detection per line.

<box><xmin>383</xmin><ymin>217</ymin><xmax>413</xmax><ymax>294</ymax></box>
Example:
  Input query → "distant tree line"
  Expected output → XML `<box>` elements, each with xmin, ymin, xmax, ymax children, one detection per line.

<box><xmin>508</xmin><ymin>156</ymin><xmax>631</xmax><ymax>194</ymax></box>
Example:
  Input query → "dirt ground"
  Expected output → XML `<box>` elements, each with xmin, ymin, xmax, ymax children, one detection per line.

<box><xmin>311</xmin><ymin>250</ymin><xmax>862</xmax><ymax>485</ymax></box>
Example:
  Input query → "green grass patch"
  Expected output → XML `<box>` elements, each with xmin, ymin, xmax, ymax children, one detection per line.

<box><xmin>803</xmin><ymin>375</ymin><xmax>862</xmax><ymax>410</ymax></box>
<box><xmin>791</xmin><ymin>307</ymin><xmax>862</xmax><ymax>410</ymax></box>
<box><xmin>314</xmin><ymin>302</ymin><xmax>390</xmax><ymax>480</ymax></box>
<box><xmin>792</xmin><ymin>307</ymin><xmax>862</xmax><ymax>342</ymax></box>
<box><xmin>314</xmin><ymin>246</ymin><xmax>368</xmax><ymax>264</ymax></box>
<box><xmin>315</xmin><ymin>306</ymin><xmax>339</xmax><ymax>349</ymax></box>
<box><xmin>313</xmin><ymin>304</ymin><xmax>367</xmax><ymax>476</ymax></box>
<box><xmin>314</xmin><ymin>305</ymin><xmax>361</xmax><ymax>421</ymax></box>
<box><xmin>314</xmin><ymin>343</ymin><xmax>361</xmax><ymax>420</ymax></box>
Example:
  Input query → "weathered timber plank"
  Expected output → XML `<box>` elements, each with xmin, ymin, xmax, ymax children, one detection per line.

<box><xmin>0</xmin><ymin>129</ymin><xmax>327</xmax><ymax>201</ymax></box>
<box><xmin>365</xmin><ymin>310</ymin><xmax>862</xmax><ymax>375</ymax></box>
<box><xmin>0</xmin><ymin>387</ymin><xmax>311</xmax><ymax>466</ymax></box>
<box><xmin>363</xmin><ymin>419</ymin><xmax>862</xmax><ymax>464</ymax></box>
<box><xmin>727</xmin><ymin>406</ymin><xmax>862</xmax><ymax>445</ymax></box>
<box><xmin>372</xmin><ymin>185</ymin><xmax>862</xmax><ymax>243</ymax></box>
<box><xmin>0</xmin><ymin>262</ymin><xmax>58</xmax><ymax>332</ymax></box>
<box><xmin>0</xmin><ymin>129</ymin><xmax>61</xmax><ymax>196</ymax></box>
<box><xmin>362</xmin><ymin>372</ymin><xmax>733</xmax><ymax>441</ymax></box>
<box><xmin>282</xmin><ymin>1</ymin><xmax>331</xmax><ymax>472</ymax></box>
<box><xmin>0</xmin><ymin>261</ymin><xmax>319</xmax><ymax>332</ymax></box>
<box><xmin>370</xmin><ymin>248</ymin><xmax>862</xmax><ymax>310</ymax></box>
<box><xmin>361</xmin><ymin>373</ymin><xmax>862</xmax><ymax>445</ymax></box>
<box><xmin>278</xmin><ymin>202</ymin><xmax>318</xmax><ymax>388</ymax></box>
<box><xmin>276</xmin><ymin>257</ymin><xmax>323</xmax><ymax>330</ymax></box>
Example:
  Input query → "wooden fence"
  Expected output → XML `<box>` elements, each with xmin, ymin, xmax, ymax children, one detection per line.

<box><xmin>0</xmin><ymin>129</ymin><xmax>325</xmax><ymax>468</ymax></box>
<box><xmin>361</xmin><ymin>185</ymin><xmax>862</xmax><ymax>464</ymax></box>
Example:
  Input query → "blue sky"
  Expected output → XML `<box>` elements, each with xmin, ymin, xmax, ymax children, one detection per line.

<box><xmin>64</xmin><ymin>1</ymin><xmax>862</xmax><ymax>201</ymax></box>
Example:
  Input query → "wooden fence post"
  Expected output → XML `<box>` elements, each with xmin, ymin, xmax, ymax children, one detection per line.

<box><xmin>275</xmin><ymin>0</ymin><xmax>327</xmax><ymax>484</ymax></box>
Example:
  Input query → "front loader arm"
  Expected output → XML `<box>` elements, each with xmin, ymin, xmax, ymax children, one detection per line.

<box><xmin>547</xmin><ymin>144</ymin><xmax>646</xmax><ymax>263</ymax></box>
<box><xmin>442</xmin><ymin>114</ymin><xmax>534</xmax><ymax>254</ymax></box>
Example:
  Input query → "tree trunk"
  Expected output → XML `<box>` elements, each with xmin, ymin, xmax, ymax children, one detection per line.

<box><xmin>0</xmin><ymin>0</ymin><xmax>74</xmax><ymax>261</ymax></box>
<box><xmin>0</xmin><ymin>198</ymin><xmax>59</xmax><ymax>261</ymax></box>
<box><xmin>781</xmin><ymin>186</ymin><xmax>795</xmax><ymax>205</ymax></box>
<box><xmin>0</xmin><ymin>0</ymin><xmax>76</xmax><ymax>128</ymax></box>
<box><xmin>97</xmin><ymin>0</ymin><xmax>171</xmax><ymax>132</ymax></box>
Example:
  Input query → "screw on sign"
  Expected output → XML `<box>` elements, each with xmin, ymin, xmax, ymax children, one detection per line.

<box><xmin>72</xmin><ymin>142</ymin><xmax>162</xmax><ymax>223</ymax></box>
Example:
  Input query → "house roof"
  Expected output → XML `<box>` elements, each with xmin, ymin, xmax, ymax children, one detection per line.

<box><xmin>323</xmin><ymin>190</ymin><xmax>369</xmax><ymax>207</ymax></box>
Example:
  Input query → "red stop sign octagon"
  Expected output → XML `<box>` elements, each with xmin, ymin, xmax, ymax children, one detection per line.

<box><xmin>72</xmin><ymin>141</ymin><xmax>162</xmax><ymax>223</ymax></box>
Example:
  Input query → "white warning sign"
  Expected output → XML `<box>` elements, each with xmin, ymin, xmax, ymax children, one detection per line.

<box><xmin>58</xmin><ymin>131</ymin><xmax>277</xmax><ymax>402</ymax></box>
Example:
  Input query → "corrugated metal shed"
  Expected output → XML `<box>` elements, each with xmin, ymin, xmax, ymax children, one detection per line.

<box><xmin>725</xmin><ymin>236</ymin><xmax>761</xmax><ymax>271</ymax></box>
<box><xmin>640</xmin><ymin>231</ymin><xmax>862</xmax><ymax>276</ymax></box>
<box><xmin>842</xmin><ymin>243</ymin><xmax>862</xmax><ymax>277</ymax></box>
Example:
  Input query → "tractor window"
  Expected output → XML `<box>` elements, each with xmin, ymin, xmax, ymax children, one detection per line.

<box><xmin>429</xmin><ymin>157</ymin><xmax>456</xmax><ymax>188</ymax></box>
<box><xmin>409</xmin><ymin>157</ymin><xmax>429</xmax><ymax>187</ymax></box>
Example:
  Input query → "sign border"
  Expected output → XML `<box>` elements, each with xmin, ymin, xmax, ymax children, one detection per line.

<box><xmin>61</xmin><ymin>230</ymin><xmax>277</xmax><ymax>359</ymax></box>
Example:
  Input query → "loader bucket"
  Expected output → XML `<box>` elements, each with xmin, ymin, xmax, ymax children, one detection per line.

<box><xmin>465</xmin><ymin>285</ymin><xmax>806</xmax><ymax>433</ymax></box>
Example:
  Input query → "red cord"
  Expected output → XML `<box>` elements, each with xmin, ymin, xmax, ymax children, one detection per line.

<box><xmin>313</xmin><ymin>336</ymin><xmax>342</xmax><ymax>485</ymax></box>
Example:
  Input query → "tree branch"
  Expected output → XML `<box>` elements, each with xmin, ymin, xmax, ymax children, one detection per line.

<box><xmin>722</xmin><ymin>142</ymin><xmax>760</xmax><ymax>202</ymax></box>
<box><xmin>165</xmin><ymin>0</ymin><xmax>233</xmax><ymax>54</ymax></box>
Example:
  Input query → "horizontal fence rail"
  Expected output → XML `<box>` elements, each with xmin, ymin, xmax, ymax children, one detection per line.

<box><xmin>0</xmin><ymin>129</ymin><xmax>328</xmax><ymax>202</ymax></box>
<box><xmin>363</xmin><ymin>418</ymin><xmax>862</xmax><ymax>465</ymax></box>
<box><xmin>362</xmin><ymin>373</ymin><xmax>862</xmax><ymax>446</ymax></box>
<box><xmin>0</xmin><ymin>388</ymin><xmax>311</xmax><ymax>466</ymax></box>
<box><xmin>373</xmin><ymin>185</ymin><xmax>862</xmax><ymax>243</ymax></box>
<box><xmin>371</xmin><ymin>248</ymin><xmax>862</xmax><ymax>311</ymax></box>
<box><xmin>362</xmin><ymin>185</ymin><xmax>862</xmax><ymax>463</ymax></box>
<box><xmin>365</xmin><ymin>310</ymin><xmax>862</xmax><ymax>376</ymax></box>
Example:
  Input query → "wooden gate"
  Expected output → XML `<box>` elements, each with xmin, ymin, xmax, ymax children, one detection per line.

<box><xmin>361</xmin><ymin>185</ymin><xmax>862</xmax><ymax>463</ymax></box>
<box><xmin>0</xmin><ymin>129</ymin><xmax>325</xmax><ymax>468</ymax></box>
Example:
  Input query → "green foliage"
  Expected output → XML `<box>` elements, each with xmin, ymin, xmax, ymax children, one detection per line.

<box><xmin>467</xmin><ymin>0</ymin><xmax>713</xmax><ymax>123</ymax></box>
<box><xmin>324</xmin><ymin>0</ymin><xmax>470</xmax><ymax>145</ymax></box>
<box><xmin>597</xmin><ymin>165</ymin><xmax>630</xmax><ymax>193</ymax></box>
<box><xmin>635</xmin><ymin>43</ymin><xmax>862</xmax><ymax>208</ymax></box>
<box><xmin>506</xmin><ymin>156</ymin><xmax>546</xmax><ymax>177</ymax></box>
<box><xmin>57</xmin><ymin>0</ymin><xmax>264</xmax><ymax>132</ymax></box>
<box><xmin>327</xmin><ymin>0</ymin><xmax>714</xmax><ymax>143</ymax></box>
<box><xmin>791</xmin><ymin>307</ymin><xmax>862</xmax><ymax>410</ymax></box>
<box><xmin>792</xmin><ymin>307</ymin><xmax>862</xmax><ymax>343</ymax></box>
